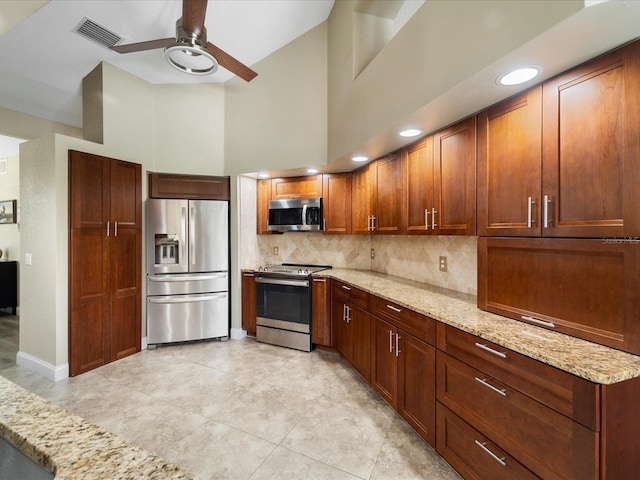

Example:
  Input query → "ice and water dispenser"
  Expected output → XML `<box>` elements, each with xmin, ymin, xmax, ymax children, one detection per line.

<box><xmin>155</xmin><ymin>234</ymin><xmax>179</xmax><ymax>265</ymax></box>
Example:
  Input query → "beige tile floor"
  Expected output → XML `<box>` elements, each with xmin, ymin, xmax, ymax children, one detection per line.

<box><xmin>1</xmin><ymin>336</ymin><xmax>462</xmax><ymax>480</ymax></box>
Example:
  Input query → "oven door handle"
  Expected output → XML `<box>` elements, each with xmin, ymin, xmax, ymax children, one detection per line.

<box><xmin>255</xmin><ymin>277</ymin><xmax>309</xmax><ymax>288</ymax></box>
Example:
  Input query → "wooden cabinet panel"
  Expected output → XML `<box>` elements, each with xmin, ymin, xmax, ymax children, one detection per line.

<box><xmin>351</xmin><ymin>305</ymin><xmax>371</xmax><ymax>382</ymax></box>
<box><xmin>437</xmin><ymin>351</ymin><xmax>597</xmax><ymax>480</ymax></box>
<box><xmin>241</xmin><ymin>271</ymin><xmax>256</xmax><ymax>336</ymax></box>
<box><xmin>149</xmin><ymin>172</ymin><xmax>230</xmax><ymax>200</ymax></box>
<box><xmin>437</xmin><ymin>404</ymin><xmax>539</xmax><ymax>480</ymax></box>
<box><xmin>477</xmin><ymin>87</ymin><xmax>542</xmax><ymax>236</ymax></box>
<box><xmin>371</xmin><ymin>317</ymin><xmax>397</xmax><ymax>407</ymax></box>
<box><xmin>271</xmin><ymin>175</ymin><xmax>322</xmax><ymax>199</ymax></box>
<box><xmin>371</xmin><ymin>295</ymin><xmax>435</xmax><ymax>346</ymax></box>
<box><xmin>478</xmin><ymin>237</ymin><xmax>640</xmax><ymax>355</ymax></box>
<box><xmin>351</xmin><ymin>163</ymin><xmax>376</xmax><ymax>234</ymax></box>
<box><xmin>403</xmin><ymin>137</ymin><xmax>435</xmax><ymax>234</ymax></box>
<box><xmin>542</xmin><ymin>41</ymin><xmax>640</xmax><ymax>238</ymax></box>
<box><xmin>373</xmin><ymin>153</ymin><xmax>402</xmax><ymax>234</ymax></box>
<box><xmin>332</xmin><ymin>294</ymin><xmax>352</xmax><ymax>359</ymax></box>
<box><xmin>69</xmin><ymin>150</ymin><xmax>141</xmax><ymax>376</ymax></box>
<box><xmin>398</xmin><ymin>332</ymin><xmax>435</xmax><ymax>446</ymax></box>
<box><xmin>256</xmin><ymin>179</ymin><xmax>272</xmax><ymax>235</ymax></box>
<box><xmin>433</xmin><ymin>116</ymin><xmax>477</xmax><ymax>235</ymax></box>
<box><xmin>311</xmin><ymin>277</ymin><xmax>331</xmax><ymax>346</ymax></box>
<box><xmin>322</xmin><ymin>173</ymin><xmax>352</xmax><ymax>234</ymax></box>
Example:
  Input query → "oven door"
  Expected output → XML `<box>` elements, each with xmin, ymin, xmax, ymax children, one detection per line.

<box><xmin>256</xmin><ymin>275</ymin><xmax>311</xmax><ymax>333</ymax></box>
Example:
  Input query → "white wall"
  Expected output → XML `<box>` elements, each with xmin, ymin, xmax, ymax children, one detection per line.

<box><xmin>0</xmin><ymin>153</ymin><xmax>20</xmax><ymax>263</ymax></box>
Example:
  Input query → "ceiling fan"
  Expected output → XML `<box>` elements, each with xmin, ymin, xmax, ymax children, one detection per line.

<box><xmin>110</xmin><ymin>0</ymin><xmax>257</xmax><ymax>81</ymax></box>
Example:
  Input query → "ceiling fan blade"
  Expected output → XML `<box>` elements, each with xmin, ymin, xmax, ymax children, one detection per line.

<box><xmin>111</xmin><ymin>38</ymin><xmax>175</xmax><ymax>54</ymax></box>
<box><xmin>182</xmin><ymin>0</ymin><xmax>208</xmax><ymax>39</ymax></box>
<box><xmin>206</xmin><ymin>42</ymin><xmax>258</xmax><ymax>82</ymax></box>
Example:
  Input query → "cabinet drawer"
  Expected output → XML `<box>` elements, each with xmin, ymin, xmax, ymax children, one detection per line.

<box><xmin>437</xmin><ymin>403</ymin><xmax>539</xmax><ymax>480</ymax></box>
<box><xmin>332</xmin><ymin>280</ymin><xmax>369</xmax><ymax>309</ymax></box>
<box><xmin>437</xmin><ymin>352</ymin><xmax>597</xmax><ymax>480</ymax></box>
<box><xmin>371</xmin><ymin>295</ymin><xmax>435</xmax><ymax>345</ymax></box>
<box><xmin>436</xmin><ymin>323</ymin><xmax>598</xmax><ymax>429</ymax></box>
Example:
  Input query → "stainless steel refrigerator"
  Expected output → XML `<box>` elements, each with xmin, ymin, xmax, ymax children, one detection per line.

<box><xmin>146</xmin><ymin>199</ymin><xmax>229</xmax><ymax>346</ymax></box>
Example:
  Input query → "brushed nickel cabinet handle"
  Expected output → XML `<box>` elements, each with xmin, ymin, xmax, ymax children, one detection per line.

<box><xmin>527</xmin><ymin>197</ymin><xmax>536</xmax><ymax>228</ymax></box>
<box><xmin>475</xmin><ymin>377</ymin><xmax>507</xmax><ymax>397</ymax></box>
<box><xmin>313</xmin><ymin>278</ymin><xmax>326</xmax><ymax>283</ymax></box>
<box><xmin>474</xmin><ymin>342</ymin><xmax>507</xmax><ymax>359</ymax></box>
<box><xmin>431</xmin><ymin>208</ymin><xmax>437</xmax><ymax>228</ymax></box>
<box><xmin>114</xmin><ymin>220</ymin><xmax>118</xmax><ymax>237</ymax></box>
<box><xmin>522</xmin><ymin>315</ymin><xmax>555</xmax><ymax>328</ymax></box>
<box><xmin>425</xmin><ymin>209</ymin><xmax>430</xmax><ymax>229</ymax></box>
<box><xmin>475</xmin><ymin>440</ymin><xmax>506</xmax><ymax>467</ymax></box>
<box><xmin>106</xmin><ymin>220</ymin><xmax>110</xmax><ymax>237</ymax></box>
<box><xmin>341</xmin><ymin>285</ymin><xmax>351</xmax><ymax>291</ymax></box>
<box><xmin>389</xmin><ymin>330</ymin><xmax>394</xmax><ymax>353</ymax></box>
<box><xmin>386</xmin><ymin>304</ymin><xmax>402</xmax><ymax>313</ymax></box>
<box><xmin>395</xmin><ymin>334</ymin><xmax>401</xmax><ymax>357</ymax></box>
<box><xmin>543</xmin><ymin>194</ymin><xmax>551</xmax><ymax>228</ymax></box>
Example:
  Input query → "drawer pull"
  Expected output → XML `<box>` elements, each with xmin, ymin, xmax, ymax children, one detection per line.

<box><xmin>341</xmin><ymin>285</ymin><xmax>352</xmax><ymax>291</ymax></box>
<box><xmin>474</xmin><ymin>440</ymin><xmax>506</xmax><ymax>467</ymax></box>
<box><xmin>521</xmin><ymin>315</ymin><xmax>555</xmax><ymax>328</ymax></box>
<box><xmin>475</xmin><ymin>377</ymin><xmax>507</xmax><ymax>397</ymax></box>
<box><xmin>389</xmin><ymin>330</ymin><xmax>394</xmax><ymax>353</ymax></box>
<box><xmin>386</xmin><ymin>304</ymin><xmax>402</xmax><ymax>313</ymax></box>
<box><xmin>313</xmin><ymin>278</ymin><xmax>326</xmax><ymax>283</ymax></box>
<box><xmin>474</xmin><ymin>342</ymin><xmax>507</xmax><ymax>359</ymax></box>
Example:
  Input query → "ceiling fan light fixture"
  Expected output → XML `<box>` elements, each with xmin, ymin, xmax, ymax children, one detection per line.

<box><xmin>164</xmin><ymin>42</ymin><xmax>218</xmax><ymax>75</ymax></box>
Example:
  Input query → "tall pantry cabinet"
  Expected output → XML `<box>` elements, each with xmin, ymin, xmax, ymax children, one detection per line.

<box><xmin>69</xmin><ymin>150</ymin><xmax>142</xmax><ymax>376</ymax></box>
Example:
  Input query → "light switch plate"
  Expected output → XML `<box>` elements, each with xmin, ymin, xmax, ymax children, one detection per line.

<box><xmin>25</xmin><ymin>253</ymin><xmax>32</xmax><ymax>265</ymax></box>
<box><xmin>439</xmin><ymin>255</ymin><xmax>447</xmax><ymax>272</ymax></box>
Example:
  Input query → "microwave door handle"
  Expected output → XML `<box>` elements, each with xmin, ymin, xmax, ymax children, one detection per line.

<box><xmin>302</xmin><ymin>204</ymin><xmax>308</xmax><ymax>227</ymax></box>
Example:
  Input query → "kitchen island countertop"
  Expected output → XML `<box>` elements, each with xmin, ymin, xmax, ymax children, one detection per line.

<box><xmin>317</xmin><ymin>268</ymin><xmax>640</xmax><ymax>385</ymax></box>
<box><xmin>0</xmin><ymin>375</ymin><xmax>192</xmax><ymax>480</ymax></box>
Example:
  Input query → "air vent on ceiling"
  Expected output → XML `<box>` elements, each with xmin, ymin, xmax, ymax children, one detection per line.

<box><xmin>73</xmin><ymin>17</ymin><xmax>122</xmax><ymax>49</ymax></box>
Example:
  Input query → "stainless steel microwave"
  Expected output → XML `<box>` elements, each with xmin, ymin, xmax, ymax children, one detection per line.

<box><xmin>268</xmin><ymin>197</ymin><xmax>323</xmax><ymax>232</ymax></box>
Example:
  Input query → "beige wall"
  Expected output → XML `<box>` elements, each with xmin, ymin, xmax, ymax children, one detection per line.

<box><xmin>0</xmin><ymin>106</ymin><xmax>81</xmax><ymax>141</ymax></box>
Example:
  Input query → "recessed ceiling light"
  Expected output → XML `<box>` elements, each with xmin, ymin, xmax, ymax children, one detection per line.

<box><xmin>307</xmin><ymin>168</ymin><xmax>319</xmax><ymax>174</ymax></box>
<box><xmin>497</xmin><ymin>65</ymin><xmax>543</xmax><ymax>86</ymax></box>
<box><xmin>398</xmin><ymin>128</ymin><xmax>423</xmax><ymax>138</ymax></box>
<box><xmin>258</xmin><ymin>173</ymin><xmax>269</xmax><ymax>179</ymax></box>
<box><xmin>352</xmin><ymin>155</ymin><xmax>368</xmax><ymax>162</ymax></box>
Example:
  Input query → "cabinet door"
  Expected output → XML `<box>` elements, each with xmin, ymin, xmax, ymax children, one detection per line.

<box><xmin>350</xmin><ymin>304</ymin><xmax>371</xmax><ymax>382</ymax></box>
<box><xmin>403</xmin><ymin>137</ymin><xmax>435</xmax><ymax>234</ymax></box>
<box><xmin>371</xmin><ymin>317</ymin><xmax>397</xmax><ymax>408</ymax></box>
<box><xmin>477</xmin><ymin>87</ymin><xmax>542</xmax><ymax>236</ymax></box>
<box><xmin>271</xmin><ymin>175</ymin><xmax>323</xmax><ymax>199</ymax></box>
<box><xmin>398</xmin><ymin>333</ymin><xmax>436</xmax><ymax>447</ymax></box>
<box><xmin>374</xmin><ymin>153</ymin><xmax>402</xmax><ymax>234</ymax></box>
<box><xmin>542</xmin><ymin>41</ymin><xmax>640</xmax><ymax>238</ymax></box>
<box><xmin>351</xmin><ymin>164</ymin><xmax>376</xmax><ymax>234</ymax></box>
<box><xmin>148</xmin><ymin>172</ymin><xmax>230</xmax><ymax>200</ymax></box>
<box><xmin>322</xmin><ymin>173</ymin><xmax>352</xmax><ymax>234</ymax></box>
<box><xmin>256</xmin><ymin>179</ymin><xmax>272</xmax><ymax>235</ymax></box>
<box><xmin>433</xmin><ymin>116</ymin><xmax>477</xmax><ymax>235</ymax></box>
<box><xmin>241</xmin><ymin>272</ymin><xmax>257</xmax><ymax>336</ymax></box>
<box><xmin>311</xmin><ymin>277</ymin><xmax>331</xmax><ymax>345</ymax></box>
<box><xmin>332</xmin><ymin>297</ymin><xmax>352</xmax><ymax>359</ymax></box>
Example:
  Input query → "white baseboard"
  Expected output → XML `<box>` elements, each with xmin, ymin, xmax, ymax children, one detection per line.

<box><xmin>141</xmin><ymin>336</ymin><xmax>148</xmax><ymax>350</ymax></box>
<box><xmin>16</xmin><ymin>351</ymin><xmax>69</xmax><ymax>382</ymax></box>
<box><xmin>230</xmin><ymin>328</ymin><xmax>246</xmax><ymax>340</ymax></box>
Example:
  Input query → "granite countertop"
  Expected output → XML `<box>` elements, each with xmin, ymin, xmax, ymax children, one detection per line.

<box><xmin>316</xmin><ymin>268</ymin><xmax>640</xmax><ymax>385</ymax></box>
<box><xmin>0</xmin><ymin>376</ymin><xmax>192</xmax><ymax>480</ymax></box>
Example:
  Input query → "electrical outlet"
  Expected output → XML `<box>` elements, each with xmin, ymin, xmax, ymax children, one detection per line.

<box><xmin>371</xmin><ymin>248</ymin><xmax>375</xmax><ymax>259</ymax></box>
<box><xmin>439</xmin><ymin>255</ymin><xmax>447</xmax><ymax>272</ymax></box>
<box><xmin>273</xmin><ymin>246</ymin><xmax>279</xmax><ymax>255</ymax></box>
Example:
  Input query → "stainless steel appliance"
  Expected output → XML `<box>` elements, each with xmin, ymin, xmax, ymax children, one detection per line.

<box><xmin>255</xmin><ymin>263</ymin><xmax>331</xmax><ymax>351</ymax></box>
<box><xmin>268</xmin><ymin>197</ymin><xmax>323</xmax><ymax>232</ymax></box>
<box><xmin>146</xmin><ymin>199</ymin><xmax>229</xmax><ymax>346</ymax></box>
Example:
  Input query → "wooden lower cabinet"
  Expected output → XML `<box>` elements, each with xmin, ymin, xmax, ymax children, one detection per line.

<box><xmin>311</xmin><ymin>277</ymin><xmax>331</xmax><ymax>346</ymax></box>
<box><xmin>241</xmin><ymin>271</ymin><xmax>256</xmax><ymax>336</ymax></box>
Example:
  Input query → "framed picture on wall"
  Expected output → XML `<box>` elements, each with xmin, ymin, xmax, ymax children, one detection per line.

<box><xmin>0</xmin><ymin>200</ymin><xmax>16</xmax><ymax>224</ymax></box>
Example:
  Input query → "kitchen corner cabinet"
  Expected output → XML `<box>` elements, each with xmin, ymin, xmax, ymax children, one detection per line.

<box><xmin>322</xmin><ymin>173</ymin><xmax>352</xmax><ymax>234</ymax></box>
<box><xmin>271</xmin><ymin>175</ymin><xmax>323</xmax><ymax>199</ymax></box>
<box><xmin>311</xmin><ymin>277</ymin><xmax>331</xmax><ymax>345</ymax></box>
<box><xmin>478</xmin><ymin>237</ymin><xmax>640</xmax><ymax>355</ymax></box>
<box><xmin>148</xmin><ymin>172</ymin><xmax>230</xmax><ymax>200</ymax></box>
<box><xmin>351</xmin><ymin>153</ymin><xmax>402</xmax><ymax>235</ymax></box>
<box><xmin>477</xmin><ymin>87</ymin><xmax>542</xmax><ymax>237</ymax></box>
<box><xmin>256</xmin><ymin>178</ymin><xmax>272</xmax><ymax>235</ymax></box>
<box><xmin>332</xmin><ymin>280</ymin><xmax>371</xmax><ymax>381</ymax></box>
<box><xmin>241</xmin><ymin>271</ymin><xmax>257</xmax><ymax>336</ymax></box>
<box><xmin>69</xmin><ymin>150</ymin><xmax>142</xmax><ymax>376</ymax></box>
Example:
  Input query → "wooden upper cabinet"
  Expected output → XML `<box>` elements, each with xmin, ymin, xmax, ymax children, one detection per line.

<box><xmin>373</xmin><ymin>153</ymin><xmax>402</xmax><ymax>234</ymax></box>
<box><xmin>149</xmin><ymin>172</ymin><xmax>230</xmax><ymax>200</ymax></box>
<box><xmin>403</xmin><ymin>137</ymin><xmax>435</xmax><ymax>234</ymax></box>
<box><xmin>542</xmin><ymin>40</ymin><xmax>640</xmax><ymax>238</ymax></box>
<box><xmin>351</xmin><ymin>163</ymin><xmax>376</xmax><ymax>234</ymax></box>
<box><xmin>322</xmin><ymin>173</ymin><xmax>352</xmax><ymax>234</ymax></box>
<box><xmin>477</xmin><ymin>87</ymin><xmax>542</xmax><ymax>236</ymax></box>
<box><xmin>256</xmin><ymin>178</ymin><xmax>272</xmax><ymax>235</ymax></box>
<box><xmin>271</xmin><ymin>175</ymin><xmax>323</xmax><ymax>199</ymax></box>
<box><xmin>432</xmin><ymin>116</ymin><xmax>477</xmax><ymax>235</ymax></box>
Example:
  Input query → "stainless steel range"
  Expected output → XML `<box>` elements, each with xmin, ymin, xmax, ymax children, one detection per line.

<box><xmin>255</xmin><ymin>263</ymin><xmax>331</xmax><ymax>352</ymax></box>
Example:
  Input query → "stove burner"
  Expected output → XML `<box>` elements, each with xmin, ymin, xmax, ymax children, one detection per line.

<box><xmin>257</xmin><ymin>263</ymin><xmax>331</xmax><ymax>276</ymax></box>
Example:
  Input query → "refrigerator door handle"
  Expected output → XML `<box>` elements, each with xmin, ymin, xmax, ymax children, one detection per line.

<box><xmin>148</xmin><ymin>293</ymin><xmax>225</xmax><ymax>304</ymax></box>
<box><xmin>148</xmin><ymin>273</ymin><xmax>227</xmax><ymax>282</ymax></box>
<box><xmin>190</xmin><ymin>206</ymin><xmax>196</xmax><ymax>266</ymax></box>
